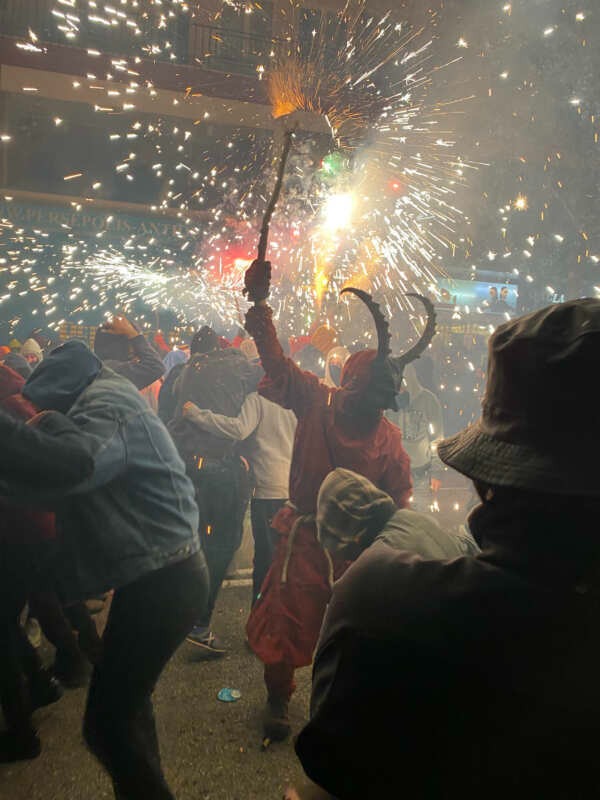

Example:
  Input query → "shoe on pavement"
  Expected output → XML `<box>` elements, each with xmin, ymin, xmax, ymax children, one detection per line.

<box><xmin>185</xmin><ymin>627</ymin><xmax>226</xmax><ymax>659</ymax></box>
<box><xmin>263</xmin><ymin>696</ymin><xmax>291</xmax><ymax>742</ymax></box>
<box><xmin>29</xmin><ymin>669</ymin><xmax>64</xmax><ymax>710</ymax></box>
<box><xmin>0</xmin><ymin>731</ymin><xmax>41</xmax><ymax>763</ymax></box>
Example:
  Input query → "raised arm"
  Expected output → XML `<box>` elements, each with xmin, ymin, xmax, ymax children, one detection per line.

<box><xmin>122</xmin><ymin>334</ymin><xmax>165</xmax><ymax>390</ymax></box>
<box><xmin>183</xmin><ymin>392</ymin><xmax>262</xmax><ymax>442</ymax></box>
<box><xmin>100</xmin><ymin>316</ymin><xmax>165</xmax><ymax>390</ymax></box>
<box><xmin>9</xmin><ymin>405</ymin><xmax>129</xmax><ymax>502</ymax></box>
<box><xmin>244</xmin><ymin>260</ymin><xmax>325</xmax><ymax>417</ymax></box>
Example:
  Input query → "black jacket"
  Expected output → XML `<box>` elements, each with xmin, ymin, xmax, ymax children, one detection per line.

<box><xmin>0</xmin><ymin>410</ymin><xmax>94</xmax><ymax>492</ymax></box>
<box><xmin>296</xmin><ymin>501</ymin><xmax>600</xmax><ymax>799</ymax></box>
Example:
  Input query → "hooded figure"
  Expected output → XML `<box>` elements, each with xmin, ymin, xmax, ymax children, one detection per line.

<box><xmin>25</xmin><ymin>340</ymin><xmax>102</xmax><ymax>415</ymax></box>
<box><xmin>316</xmin><ymin>468</ymin><xmax>478</xmax><ymax>561</ymax></box>
<box><xmin>242</xmin><ymin>258</ymin><xmax>434</xmax><ymax>743</ymax></box>
<box><xmin>20</xmin><ymin>338</ymin><xmax>206</xmax><ymax>797</ymax></box>
<box><xmin>21</xmin><ymin>338</ymin><xmax>44</xmax><ymax>368</ymax></box>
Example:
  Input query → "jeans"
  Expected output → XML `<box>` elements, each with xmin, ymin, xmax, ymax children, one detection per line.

<box><xmin>83</xmin><ymin>553</ymin><xmax>209</xmax><ymax>800</ymax></box>
<box><xmin>250</xmin><ymin>498</ymin><xmax>285</xmax><ymax>605</ymax></box>
<box><xmin>191</xmin><ymin>456</ymin><xmax>251</xmax><ymax>628</ymax></box>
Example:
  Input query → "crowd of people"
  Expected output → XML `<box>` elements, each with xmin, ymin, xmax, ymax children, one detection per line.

<box><xmin>1</xmin><ymin>258</ymin><xmax>599</xmax><ymax>799</ymax></box>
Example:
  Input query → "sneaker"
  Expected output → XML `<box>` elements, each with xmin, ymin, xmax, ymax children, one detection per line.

<box><xmin>185</xmin><ymin>627</ymin><xmax>227</xmax><ymax>659</ymax></box>
<box><xmin>263</xmin><ymin>696</ymin><xmax>291</xmax><ymax>742</ymax></box>
<box><xmin>29</xmin><ymin>669</ymin><xmax>64</xmax><ymax>710</ymax></box>
<box><xmin>0</xmin><ymin>731</ymin><xmax>41</xmax><ymax>763</ymax></box>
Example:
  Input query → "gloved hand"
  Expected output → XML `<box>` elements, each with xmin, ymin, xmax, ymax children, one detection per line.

<box><xmin>243</xmin><ymin>260</ymin><xmax>271</xmax><ymax>303</ymax></box>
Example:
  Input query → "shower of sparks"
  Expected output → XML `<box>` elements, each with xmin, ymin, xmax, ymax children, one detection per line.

<box><xmin>0</xmin><ymin>0</ymin><xmax>597</xmax><ymax>358</ymax></box>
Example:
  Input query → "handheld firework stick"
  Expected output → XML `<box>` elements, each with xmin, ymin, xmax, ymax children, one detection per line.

<box><xmin>256</xmin><ymin>128</ymin><xmax>295</xmax><ymax>262</ymax></box>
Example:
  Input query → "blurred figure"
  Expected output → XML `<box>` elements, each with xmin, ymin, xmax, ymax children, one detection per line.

<box><xmin>2</xmin><ymin>352</ymin><xmax>32</xmax><ymax>380</ymax></box>
<box><xmin>387</xmin><ymin>364</ymin><xmax>445</xmax><ymax>511</ymax></box>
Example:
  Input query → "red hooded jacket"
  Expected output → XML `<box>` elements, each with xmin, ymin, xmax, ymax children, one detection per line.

<box><xmin>0</xmin><ymin>365</ymin><xmax>55</xmax><ymax>544</ymax></box>
<box><xmin>245</xmin><ymin>306</ymin><xmax>412</xmax><ymax>514</ymax></box>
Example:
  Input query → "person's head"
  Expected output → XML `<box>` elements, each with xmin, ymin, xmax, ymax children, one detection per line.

<box><xmin>500</xmin><ymin>286</ymin><xmax>509</xmax><ymax>302</ymax></box>
<box><xmin>190</xmin><ymin>326</ymin><xmax>219</xmax><ymax>356</ymax></box>
<box><xmin>317</xmin><ymin>468</ymin><xmax>397</xmax><ymax>560</ymax></box>
<box><xmin>21</xmin><ymin>338</ymin><xmax>44</xmax><ymax>367</ymax></box>
<box><xmin>23</xmin><ymin>340</ymin><xmax>102</xmax><ymax>414</ymax></box>
<box><xmin>438</xmin><ymin>298</ymin><xmax>600</xmax><ymax>502</ymax></box>
<box><xmin>489</xmin><ymin>286</ymin><xmax>498</xmax><ymax>301</ymax></box>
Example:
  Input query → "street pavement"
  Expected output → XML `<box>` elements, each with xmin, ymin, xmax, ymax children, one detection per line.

<box><xmin>0</xmin><ymin>585</ymin><xmax>309</xmax><ymax>800</ymax></box>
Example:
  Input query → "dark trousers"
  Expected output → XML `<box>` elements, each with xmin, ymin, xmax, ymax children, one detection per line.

<box><xmin>83</xmin><ymin>553</ymin><xmax>209</xmax><ymax>800</ymax></box>
<box><xmin>191</xmin><ymin>457</ymin><xmax>251</xmax><ymax>628</ymax></box>
<box><xmin>0</xmin><ymin>541</ymin><xmax>46</xmax><ymax>740</ymax></box>
<box><xmin>250</xmin><ymin>498</ymin><xmax>285</xmax><ymax>605</ymax></box>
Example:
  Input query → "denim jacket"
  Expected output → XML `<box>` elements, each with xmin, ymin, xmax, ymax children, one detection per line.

<box><xmin>34</xmin><ymin>367</ymin><xmax>201</xmax><ymax>603</ymax></box>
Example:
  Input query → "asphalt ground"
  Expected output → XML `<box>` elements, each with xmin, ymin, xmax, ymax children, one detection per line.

<box><xmin>0</xmin><ymin>584</ymin><xmax>309</xmax><ymax>800</ymax></box>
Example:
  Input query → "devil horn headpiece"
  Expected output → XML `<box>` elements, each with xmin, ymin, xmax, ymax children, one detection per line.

<box><xmin>340</xmin><ymin>288</ymin><xmax>436</xmax><ymax>368</ymax></box>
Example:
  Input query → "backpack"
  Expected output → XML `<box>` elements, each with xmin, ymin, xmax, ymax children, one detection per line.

<box><xmin>168</xmin><ymin>348</ymin><xmax>253</xmax><ymax>461</ymax></box>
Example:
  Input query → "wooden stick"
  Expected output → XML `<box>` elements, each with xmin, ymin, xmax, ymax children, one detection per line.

<box><xmin>257</xmin><ymin>129</ymin><xmax>295</xmax><ymax>262</ymax></box>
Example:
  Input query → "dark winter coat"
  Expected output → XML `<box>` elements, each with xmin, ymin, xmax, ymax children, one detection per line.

<box><xmin>296</xmin><ymin>499</ymin><xmax>600</xmax><ymax>799</ymax></box>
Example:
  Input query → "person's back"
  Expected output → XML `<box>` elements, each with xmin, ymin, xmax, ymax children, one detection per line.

<box><xmin>169</xmin><ymin>341</ymin><xmax>254</xmax><ymax>460</ymax></box>
<box><xmin>25</xmin><ymin>356</ymin><xmax>198</xmax><ymax>603</ymax></box>
<box><xmin>299</xmin><ymin>498</ymin><xmax>600</xmax><ymax>798</ymax></box>
<box><xmin>239</xmin><ymin>393</ymin><xmax>296</xmax><ymax>500</ymax></box>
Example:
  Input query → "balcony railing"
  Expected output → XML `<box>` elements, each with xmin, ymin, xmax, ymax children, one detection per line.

<box><xmin>0</xmin><ymin>1</ymin><xmax>287</xmax><ymax>77</ymax></box>
<box><xmin>189</xmin><ymin>24</ymin><xmax>287</xmax><ymax>77</ymax></box>
<box><xmin>0</xmin><ymin>0</ymin><xmax>58</xmax><ymax>42</ymax></box>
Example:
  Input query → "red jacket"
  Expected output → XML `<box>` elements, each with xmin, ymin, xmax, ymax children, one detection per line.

<box><xmin>245</xmin><ymin>306</ymin><xmax>412</xmax><ymax>514</ymax></box>
<box><xmin>0</xmin><ymin>365</ymin><xmax>55</xmax><ymax>544</ymax></box>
